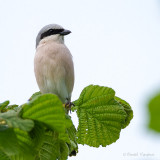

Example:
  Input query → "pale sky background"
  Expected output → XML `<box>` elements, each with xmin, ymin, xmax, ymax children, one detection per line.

<box><xmin>0</xmin><ymin>0</ymin><xmax>160</xmax><ymax>160</ymax></box>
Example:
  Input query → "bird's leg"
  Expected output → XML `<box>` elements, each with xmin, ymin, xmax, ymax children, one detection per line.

<box><xmin>65</xmin><ymin>98</ymin><xmax>75</xmax><ymax>113</ymax></box>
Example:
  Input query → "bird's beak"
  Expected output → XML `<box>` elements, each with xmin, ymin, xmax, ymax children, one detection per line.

<box><xmin>60</xmin><ymin>29</ymin><xmax>71</xmax><ymax>36</ymax></box>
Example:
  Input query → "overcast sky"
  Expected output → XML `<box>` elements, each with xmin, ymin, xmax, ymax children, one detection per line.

<box><xmin>1</xmin><ymin>0</ymin><xmax>160</xmax><ymax>159</ymax></box>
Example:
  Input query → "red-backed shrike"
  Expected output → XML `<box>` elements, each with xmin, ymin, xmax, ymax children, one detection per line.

<box><xmin>34</xmin><ymin>24</ymin><xmax>74</xmax><ymax>104</ymax></box>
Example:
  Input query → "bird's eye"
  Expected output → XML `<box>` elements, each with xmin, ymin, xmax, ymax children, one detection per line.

<box><xmin>48</xmin><ymin>29</ymin><xmax>54</xmax><ymax>33</ymax></box>
<box><xmin>40</xmin><ymin>28</ymin><xmax>64</xmax><ymax>40</ymax></box>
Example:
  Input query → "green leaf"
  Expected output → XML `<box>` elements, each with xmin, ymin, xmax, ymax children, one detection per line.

<box><xmin>29</xmin><ymin>121</ymin><xmax>45</xmax><ymax>150</ymax></box>
<box><xmin>115</xmin><ymin>96</ymin><xmax>133</xmax><ymax>128</ymax></box>
<box><xmin>35</xmin><ymin>131</ymin><xmax>60</xmax><ymax>160</ymax></box>
<box><xmin>7</xmin><ymin>129</ymin><xmax>36</xmax><ymax>159</ymax></box>
<box><xmin>0</xmin><ymin>149</ymin><xmax>11</xmax><ymax>160</ymax></box>
<box><xmin>1</xmin><ymin>104</ymin><xmax>19</xmax><ymax>113</ymax></box>
<box><xmin>7</xmin><ymin>105</ymin><xmax>19</xmax><ymax>110</ymax></box>
<box><xmin>0</xmin><ymin>125</ymin><xmax>9</xmax><ymax>131</ymax></box>
<box><xmin>0</xmin><ymin>101</ymin><xmax>10</xmax><ymax>112</ymax></box>
<box><xmin>29</xmin><ymin>92</ymin><xmax>41</xmax><ymax>101</ymax></box>
<box><xmin>0</xmin><ymin>128</ymin><xmax>20</xmax><ymax>155</ymax></box>
<box><xmin>0</xmin><ymin>109</ymin><xmax>35</xmax><ymax>157</ymax></box>
<box><xmin>148</xmin><ymin>92</ymin><xmax>160</xmax><ymax>132</ymax></box>
<box><xmin>13</xmin><ymin>128</ymin><xmax>35</xmax><ymax>158</ymax></box>
<box><xmin>10</xmin><ymin>153</ymin><xmax>34</xmax><ymax>160</ymax></box>
<box><xmin>58</xmin><ymin>132</ymin><xmax>70</xmax><ymax>144</ymax></box>
<box><xmin>59</xmin><ymin>141</ymin><xmax>69</xmax><ymax>160</ymax></box>
<box><xmin>58</xmin><ymin>115</ymin><xmax>78</xmax><ymax>157</ymax></box>
<box><xmin>0</xmin><ymin>127</ymin><xmax>35</xmax><ymax>158</ymax></box>
<box><xmin>58</xmin><ymin>115</ymin><xmax>73</xmax><ymax>143</ymax></box>
<box><xmin>22</xmin><ymin>94</ymin><xmax>71</xmax><ymax>133</ymax></box>
<box><xmin>74</xmin><ymin>85</ymin><xmax>127</xmax><ymax>147</ymax></box>
<box><xmin>0</xmin><ymin>109</ymin><xmax>35</xmax><ymax>158</ymax></box>
<box><xmin>0</xmin><ymin>110</ymin><xmax>34</xmax><ymax>132</ymax></box>
<box><xmin>66</xmin><ymin>117</ymin><xmax>78</xmax><ymax>156</ymax></box>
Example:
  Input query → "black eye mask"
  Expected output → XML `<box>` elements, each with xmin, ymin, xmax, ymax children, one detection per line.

<box><xmin>40</xmin><ymin>29</ymin><xmax>64</xmax><ymax>40</ymax></box>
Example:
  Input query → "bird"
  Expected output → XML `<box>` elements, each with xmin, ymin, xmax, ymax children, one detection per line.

<box><xmin>34</xmin><ymin>24</ymin><xmax>74</xmax><ymax>106</ymax></box>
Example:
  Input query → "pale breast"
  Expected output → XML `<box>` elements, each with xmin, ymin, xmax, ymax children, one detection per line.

<box><xmin>34</xmin><ymin>41</ymin><xmax>74</xmax><ymax>102</ymax></box>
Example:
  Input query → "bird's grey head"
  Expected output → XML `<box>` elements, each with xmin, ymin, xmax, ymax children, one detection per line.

<box><xmin>36</xmin><ymin>24</ymin><xmax>71</xmax><ymax>48</ymax></box>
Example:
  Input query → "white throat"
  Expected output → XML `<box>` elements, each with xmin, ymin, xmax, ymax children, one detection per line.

<box><xmin>39</xmin><ymin>34</ymin><xmax>64</xmax><ymax>46</ymax></box>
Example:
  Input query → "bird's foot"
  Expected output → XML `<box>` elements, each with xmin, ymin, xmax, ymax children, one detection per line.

<box><xmin>65</xmin><ymin>98</ymin><xmax>75</xmax><ymax>113</ymax></box>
